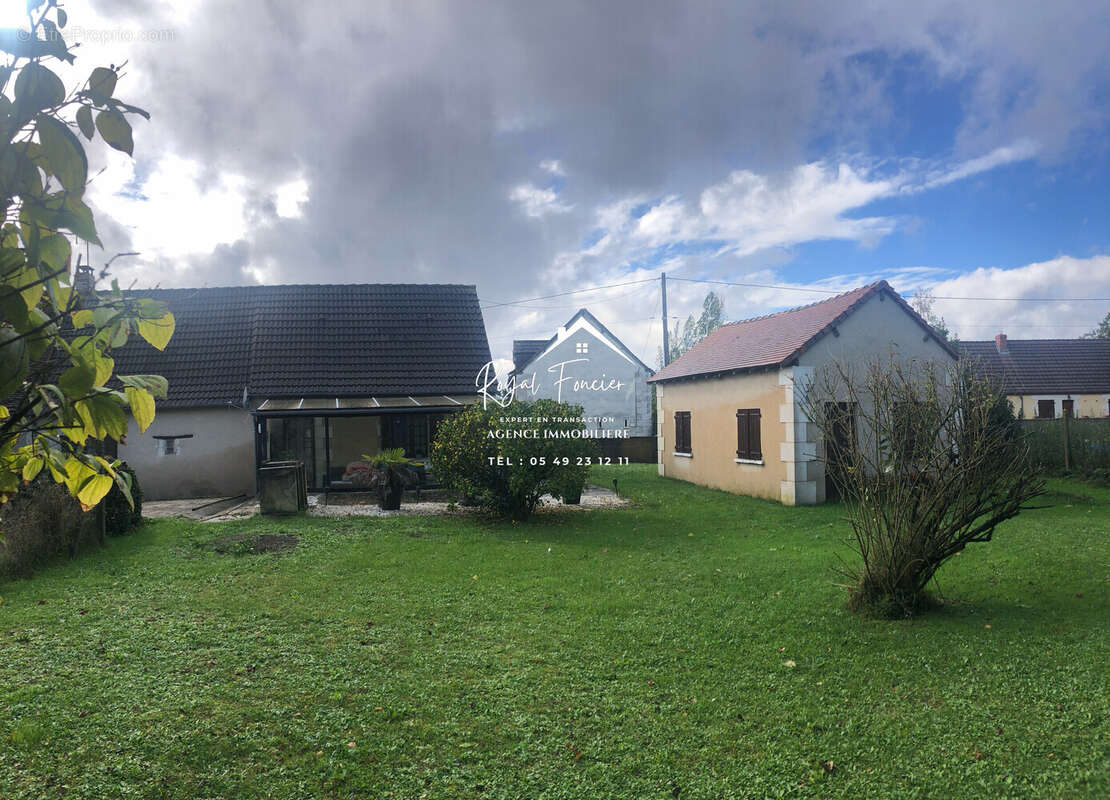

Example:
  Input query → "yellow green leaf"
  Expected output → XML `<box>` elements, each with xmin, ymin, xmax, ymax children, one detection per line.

<box><xmin>21</xmin><ymin>456</ymin><xmax>42</xmax><ymax>482</ymax></box>
<box><xmin>71</xmin><ymin>308</ymin><xmax>94</xmax><ymax>328</ymax></box>
<box><xmin>77</xmin><ymin>473</ymin><xmax>113</xmax><ymax>511</ymax></box>
<box><xmin>125</xmin><ymin>386</ymin><xmax>155</xmax><ymax>432</ymax></box>
<box><xmin>137</xmin><ymin>311</ymin><xmax>174</xmax><ymax>351</ymax></box>
<box><xmin>93</xmin><ymin>352</ymin><xmax>113</xmax><ymax>386</ymax></box>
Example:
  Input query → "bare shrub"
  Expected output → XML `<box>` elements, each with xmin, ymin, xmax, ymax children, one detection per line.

<box><xmin>798</xmin><ymin>357</ymin><xmax>1044</xmax><ymax>617</ymax></box>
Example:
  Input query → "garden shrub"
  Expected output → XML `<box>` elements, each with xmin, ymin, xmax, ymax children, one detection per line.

<box><xmin>104</xmin><ymin>462</ymin><xmax>143</xmax><ymax>535</ymax></box>
<box><xmin>0</xmin><ymin>476</ymin><xmax>104</xmax><ymax>579</ymax></box>
<box><xmin>432</xmin><ymin>399</ymin><xmax>598</xmax><ymax>520</ymax></box>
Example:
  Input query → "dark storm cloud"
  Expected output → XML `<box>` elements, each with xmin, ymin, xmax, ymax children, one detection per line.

<box><xmin>83</xmin><ymin>0</ymin><xmax>1109</xmax><ymax>335</ymax></box>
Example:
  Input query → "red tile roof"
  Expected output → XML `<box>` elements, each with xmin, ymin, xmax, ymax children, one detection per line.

<box><xmin>648</xmin><ymin>280</ymin><xmax>953</xmax><ymax>383</ymax></box>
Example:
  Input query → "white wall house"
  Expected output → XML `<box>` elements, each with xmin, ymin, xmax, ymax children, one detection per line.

<box><xmin>113</xmin><ymin>283</ymin><xmax>493</xmax><ymax>500</ymax></box>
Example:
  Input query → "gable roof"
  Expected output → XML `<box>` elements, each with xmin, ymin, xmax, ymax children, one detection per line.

<box><xmin>958</xmin><ymin>338</ymin><xmax>1110</xmax><ymax>395</ymax></box>
<box><xmin>113</xmin><ymin>284</ymin><xmax>492</xmax><ymax>408</ymax></box>
<box><xmin>512</xmin><ymin>308</ymin><xmax>653</xmax><ymax>375</ymax></box>
<box><xmin>648</xmin><ymin>280</ymin><xmax>956</xmax><ymax>383</ymax></box>
<box><xmin>512</xmin><ymin>340</ymin><xmax>548</xmax><ymax>373</ymax></box>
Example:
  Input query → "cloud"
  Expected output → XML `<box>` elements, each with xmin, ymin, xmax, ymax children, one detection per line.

<box><xmin>510</xmin><ymin>183</ymin><xmax>572</xmax><ymax>218</ymax></box>
<box><xmin>927</xmin><ymin>255</ymin><xmax>1110</xmax><ymax>339</ymax></box>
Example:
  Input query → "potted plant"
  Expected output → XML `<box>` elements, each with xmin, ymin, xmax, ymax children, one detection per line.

<box><xmin>361</xmin><ymin>448</ymin><xmax>422</xmax><ymax>510</ymax></box>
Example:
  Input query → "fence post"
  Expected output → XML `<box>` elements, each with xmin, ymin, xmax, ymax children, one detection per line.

<box><xmin>1063</xmin><ymin>411</ymin><xmax>1071</xmax><ymax>472</ymax></box>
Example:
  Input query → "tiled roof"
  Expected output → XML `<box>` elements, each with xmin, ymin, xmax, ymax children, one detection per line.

<box><xmin>511</xmin><ymin>340</ymin><xmax>547</xmax><ymax>374</ymax></box>
<box><xmin>649</xmin><ymin>280</ymin><xmax>953</xmax><ymax>383</ymax></box>
<box><xmin>112</xmin><ymin>284</ymin><xmax>491</xmax><ymax>408</ymax></box>
<box><xmin>959</xmin><ymin>338</ymin><xmax>1110</xmax><ymax>395</ymax></box>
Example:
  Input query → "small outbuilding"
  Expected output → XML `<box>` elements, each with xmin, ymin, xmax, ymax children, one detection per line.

<box><xmin>647</xmin><ymin>280</ymin><xmax>957</xmax><ymax>505</ymax></box>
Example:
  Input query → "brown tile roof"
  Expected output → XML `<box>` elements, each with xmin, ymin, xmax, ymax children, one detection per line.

<box><xmin>959</xmin><ymin>338</ymin><xmax>1110</xmax><ymax>395</ymax></box>
<box><xmin>648</xmin><ymin>280</ymin><xmax>955</xmax><ymax>383</ymax></box>
<box><xmin>112</xmin><ymin>284</ymin><xmax>492</xmax><ymax>408</ymax></box>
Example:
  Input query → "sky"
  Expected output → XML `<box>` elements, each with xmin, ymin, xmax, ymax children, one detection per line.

<box><xmin>11</xmin><ymin>0</ymin><xmax>1110</xmax><ymax>368</ymax></box>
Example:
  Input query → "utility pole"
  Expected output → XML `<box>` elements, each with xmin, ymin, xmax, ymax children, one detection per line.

<box><xmin>661</xmin><ymin>271</ymin><xmax>670</xmax><ymax>366</ymax></box>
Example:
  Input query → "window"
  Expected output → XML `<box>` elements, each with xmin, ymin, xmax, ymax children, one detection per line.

<box><xmin>1062</xmin><ymin>399</ymin><xmax>1075</xmax><ymax>418</ymax></box>
<box><xmin>674</xmin><ymin>411</ymin><xmax>692</xmax><ymax>455</ymax></box>
<box><xmin>155</xmin><ymin>434</ymin><xmax>192</xmax><ymax>456</ymax></box>
<box><xmin>576</xmin><ymin>341</ymin><xmax>589</xmax><ymax>354</ymax></box>
<box><xmin>735</xmin><ymin>408</ymin><xmax>762</xmax><ymax>461</ymax></box>
<box><xmin>1036</xmin><ymin>399</ymin><xmax>1055</xmax><ymax>419</ymax></box>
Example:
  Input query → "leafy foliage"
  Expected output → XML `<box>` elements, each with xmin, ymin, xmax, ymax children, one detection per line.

<box><xmin>0</xmin><ymin>1</ymin><xmax>171</xmax><ymax>515</ymax></box>
<box><xmin>1082</xmin><ymin>310</ymin><xmax>1110</xmax><ymax>339</ymax></box>
<box><xmin>659</xmin><ymin>290</ymin><xmax>724</xmax><ymax>366</ymax></box>
<box><xmin>103</xmin><ymin>461</ymin><xmax>142</xmax><ymax>535</ymax></box>
<box><xmin>798</xmin><ymin>357</ymin><xmax>1044</xmax><ymax>616</ymax></box>
<box><xmin>343</xmin><ymin>448</ymin><xmax>422</xmax><ymax>510</ymax></box>
<box><xmin>432</xmin><ymin>399</ymin><xmax>598</xmax><ymax>520</ymax></box>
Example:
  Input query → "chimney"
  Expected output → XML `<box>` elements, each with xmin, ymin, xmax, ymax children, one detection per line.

<box><xmin>73</xmin><ymin>263</ymin><xmax>95</xmax><ymax>306</ymax></box>
<box><xmin>994</xmin><ymin>333</ymin><xmax>1008</xmax><ymax>354</ymax></box>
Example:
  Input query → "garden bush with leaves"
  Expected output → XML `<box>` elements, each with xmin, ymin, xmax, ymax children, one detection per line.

<box><xmin>0</xmin><ymin>0</ymin><xmax>172</xmax><ymax>518</ymax></box>
<box><xmin>104</xmin><ymin>461</ymin><xmax>142</xmax><ymax>535</ymax></box>
<box><xmin>432</xmin><ymin>399</ymin><xmax>598</xmax><ymax>520</ymax></box>
<box><xmin>0</xmin><ymin>472</ymin><xmax>101</xmax><ymax>578</ymax></box>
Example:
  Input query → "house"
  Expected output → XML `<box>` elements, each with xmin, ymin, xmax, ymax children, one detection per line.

<box><xmin>647</xmin><ymin>280</ymin><xmax>958</xmax><ymax>505</ymax></box>
<box><xmin>511</xmin><ymin>308</ymin><xmax>655</xmax><ymax>461</ymax></box>
<box><xmin>112</xmin><ymin>283</ymin><xmax>492</xmax><ymax>499</ymax></box>
<box><xmin>959</xmin><ymin>335</ymin><xmax>1110</xmax><ymax>419</ymax></box>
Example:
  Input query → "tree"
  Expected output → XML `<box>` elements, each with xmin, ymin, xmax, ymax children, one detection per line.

<box><xmin>659</xmin><ymin>290</ymin><xmax>724</xmax><ymax>366</ymax></box>
<box><xmin>0</xmin><ymin>0</ymin><xmax>173</xmax><ymax>512</ymax></box>
<box><xmin>1082</xmin><ymin>311</ymin><xmax>1110</xmax><ymax>339</ymax></box>
<box><xmin>797</xmin><ymin>356</ymin><xmax>1043</xmax><ymax>617</ymax></box>
<box><xmin>910</xmin><ymin>288</ymin><xmax>957</xmax><ymax>345</ymax></box>
<box><xmin>432</xmin><ymin>399</ymin><xmax>598</xmax><ymax>520</ymax></box>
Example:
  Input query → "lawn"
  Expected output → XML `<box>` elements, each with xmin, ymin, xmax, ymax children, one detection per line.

<box><xmin>0</xmin><ymin>466</ymin><xmax>1106</xmax><ymax>799</ymax></box>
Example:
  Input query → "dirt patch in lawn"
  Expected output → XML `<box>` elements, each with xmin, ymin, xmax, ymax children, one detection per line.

<box><xmin>207</xmin><ymin>532</ymin><xmax>299</xmax><ymax>555</ymax></box>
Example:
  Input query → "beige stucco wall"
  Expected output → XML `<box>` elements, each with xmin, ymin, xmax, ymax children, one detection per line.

<box><xmin>656</xmin><ymin>370</ymin><xmax>785</xmax><ymax>501</ymax></box>
<box><xmin>119</xmin><ymin>408</ymin><xmax>255</xmax><ymax>500</ymax></box>
<box><xmin>655</xmin><ymin>291</ymin><xmax>958</xmax><ymax>505</ymax></box>
<box><xmin>1010</xmin><ymin>394</ymin><xmax>1110</xmax><ymax>419</ymax></box>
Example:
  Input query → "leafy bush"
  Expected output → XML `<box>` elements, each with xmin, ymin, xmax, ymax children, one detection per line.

<box><xmin>432</xmin><ymin>399</ymin><xmax>598</xmax><ymax>520</ymax></box>
<box><xmin>0</xmin><ymin>476</ymin><xmax>104</xmax><ymax>579</ymax></box>
<box><xmin>1022</xmin><ymin>418</ymin><xmax>1110</xmax><ymax>474</ymax></box>
<box><xmin>104</xmin><ymin>462</ymin><xmax>143</xmax><ymax>535</ymax></box>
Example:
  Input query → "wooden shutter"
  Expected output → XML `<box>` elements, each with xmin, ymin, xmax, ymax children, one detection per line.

<box><xmin>1037</xmin><ymin>399</ymin><xmax>1055</xmax><ymax>419</ymax></box>
<box><xmin>749</xmin><ymin>408</ymin><xmax>761</xmax><ymax>459</ymax></box>
<box><xmin>674</xmin><ymin>411</ymin><xmax>691</xmax><ymax>453</ymax></box>
<box><xmin>736</xmin><ymin>409</ymin><xmax>762</xmax><ymax>460</ymax></box>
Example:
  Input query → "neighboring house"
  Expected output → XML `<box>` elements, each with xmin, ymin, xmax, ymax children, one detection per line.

<box><xmin>647</xmin><ymin>281</ymin><xmax>958</xmax><ymax>506</ymax></box>
<box><xmin>511</xmin><ymin>308</ymin><xmax>655</xmax><ymax>461</ymax></box>
<box><xmin>959</xmin><ymin>334</ymin><xmax>1110</xmax><ymax>419</ymax></box>
<box><xmin>112</xmin><ymin>284</ymin><xmax>492</xmax><ymax>499</ymax></box>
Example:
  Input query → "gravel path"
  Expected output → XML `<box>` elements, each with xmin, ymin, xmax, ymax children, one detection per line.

<box><xmin>144</xmin><ymin>485</ymin><xmax>628</xmax><ymax>523</ymax></box>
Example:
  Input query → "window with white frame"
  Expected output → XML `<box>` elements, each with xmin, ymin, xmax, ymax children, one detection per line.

<box><xmin>575</xmin><ymin>341</ymin><xmax>588</xmax><ymax>354</ymax></box>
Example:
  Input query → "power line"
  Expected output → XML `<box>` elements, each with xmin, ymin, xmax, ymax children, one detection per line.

<box><xmin>670</xmin><ymin>275</ymin><xmax>1110</xmax><ymax>303</ymax></box>
<box><xmin>481</xmin><ymin>277</ymin><xmax>656</xmax><ymax>310</ymax></box>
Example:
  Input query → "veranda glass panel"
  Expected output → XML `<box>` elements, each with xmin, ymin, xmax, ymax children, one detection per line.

<box><xmin>266</xmin><ymin>416</ymin><xmax>318</xmax><ymax>488</ymax></box>
<box><xmin>328</xmin><ymin>416</ymin><xmax>382</xmax><ymax>485</ymax></box>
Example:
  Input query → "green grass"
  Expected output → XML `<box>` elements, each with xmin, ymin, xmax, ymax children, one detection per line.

<box><xmin>0</xmin><ymin>467</ymin><xmax>1106</xmax><ymax>799</ymax></box>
